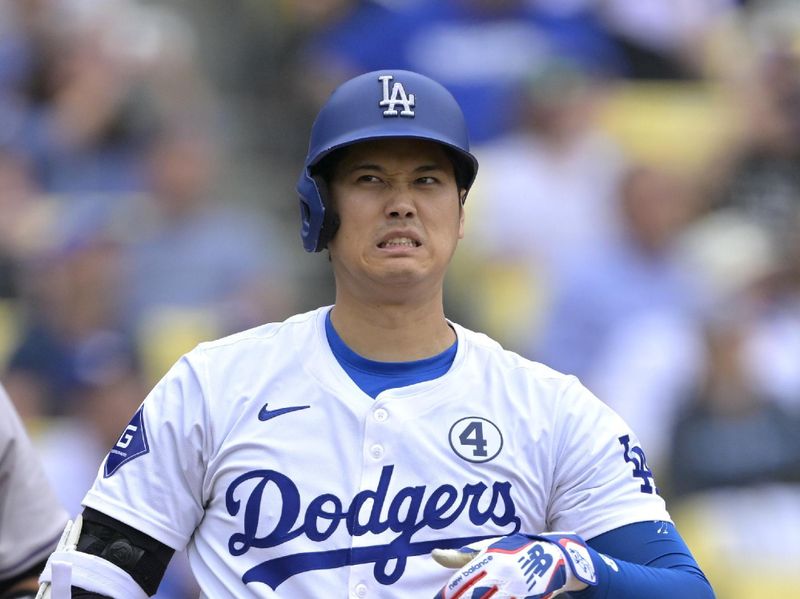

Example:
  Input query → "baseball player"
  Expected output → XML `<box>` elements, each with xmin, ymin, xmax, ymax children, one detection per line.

<box><xmin>37</xmin><ymin>70</ymin><xmax>715</xmax><ymax>598</ymax></box>
<box><xmin>0</xmin><ymin>383</ymin><xmax>68</xmax><ymax>599</ymax></box>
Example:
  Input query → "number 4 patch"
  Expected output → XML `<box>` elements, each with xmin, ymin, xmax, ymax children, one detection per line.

<box><xmin>618</xmin><ymin>435</ymin><xmax>658</xmax><ymax>494</ymax></box>
<box><xmin>449</xmin><ymin>417</ymin><xmax>503</xmax><ymax>463</ymax></box>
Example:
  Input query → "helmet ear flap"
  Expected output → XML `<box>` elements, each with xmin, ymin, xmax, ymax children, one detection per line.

<box><xmin>311</xmin><ymin>174</ymin><xmax>341</xmax><ymax>251</ymax></box>
<box><xmin>297</xmin><ymin>171</ymin><xmax>327</xmax><ymax>252</ymax></box>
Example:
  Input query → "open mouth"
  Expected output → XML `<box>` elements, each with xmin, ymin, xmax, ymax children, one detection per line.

<box><xmin>378</xmin><ymin>237</ymin><xmax>421</xmax><ymax>249</ymax></box>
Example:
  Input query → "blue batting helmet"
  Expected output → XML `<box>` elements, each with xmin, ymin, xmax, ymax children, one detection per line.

<box><xmin>296</xmin><ymin>69</ymin><xmax>479</xmax><ymax>252</ymax></box>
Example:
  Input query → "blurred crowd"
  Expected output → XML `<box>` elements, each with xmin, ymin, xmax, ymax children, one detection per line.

<box><xmin>1</xmin><ymin>0</ymin><xmax>799</xmax><ymax>597</ymax></box>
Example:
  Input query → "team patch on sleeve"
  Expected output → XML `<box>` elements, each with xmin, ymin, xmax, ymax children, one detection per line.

<box><xmin>104</xmin><ymin>405</ymin><xmax>149</xmax><ymax>477</ymax></box>
<box><xmin>618</xmin><ymin>434</ymin><xmax>658</xmax><ymax>494</ymax></box>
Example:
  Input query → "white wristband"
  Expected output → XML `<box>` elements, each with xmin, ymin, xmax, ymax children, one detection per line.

<box><xmin>39</xmin><ymin>550</ymin><xmax>149</xmax><ymax>599</ymax></box>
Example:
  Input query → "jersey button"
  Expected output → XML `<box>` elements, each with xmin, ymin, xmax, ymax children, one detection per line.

<box><xmin>370</xmin><ymin>444</ymin><xmax>384</xmax><ymax>459</ymax></box>
<box><xmin>373</xmin><ymin>408</ymin><xmax>389</xmax><ymax>422</ymax></box>
<box><xmin>354</xmin><ymin>583</ymin><xmax>368</xmax><ymax>597</ymax></box>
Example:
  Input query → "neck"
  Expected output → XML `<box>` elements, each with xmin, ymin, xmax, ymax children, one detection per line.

<box><xmin>330</xmin><ymin>292</ymin><xmax>455</xmax><ymax>362</ymax></box>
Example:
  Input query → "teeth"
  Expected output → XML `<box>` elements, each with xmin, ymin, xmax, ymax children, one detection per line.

<box><xmin>380</xmin><ymin>237</ymin><xmax>417</xmax><ymax>248</ymax></box>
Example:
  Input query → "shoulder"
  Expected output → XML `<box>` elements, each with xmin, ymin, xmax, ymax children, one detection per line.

<box><xmin>452</xmin><ymin>323</ymin><xmax>625</xmax><ymax>435</ymax></box>
<box><xmin>453</xmin><ymin>321</ymin><xmax>586</xmax><ymax>405</ymax></box>
<box><xmin>455</xmin><ymin>321</ymin><xmax>571</xmax><ymax>379</ymax></box>
<box><xmin>192</xmin><ymin>307</ymin><xmax>325</xmax><ymax>359</ymax></box>
<box><xmin>148</xmin><ymin>307</ymin><xmax>328</xmax><ymax>403</ymax></box>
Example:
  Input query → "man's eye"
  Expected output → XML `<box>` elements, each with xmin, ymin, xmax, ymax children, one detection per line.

<box><xmin>417</xmin><ymin>176</ymin><xmax>439</xmax><ymax>185</ymax></box>
<box><xmin>356</xmin><ymin>174</ymin><xmax>381</xmax><ymax>183</ymax></box>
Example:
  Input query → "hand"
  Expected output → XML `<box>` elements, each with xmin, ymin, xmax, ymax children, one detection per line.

<box><xmin>431</xmin><ymin>532</ymin><xmax>597</xmax><ymax>598</ymax></box>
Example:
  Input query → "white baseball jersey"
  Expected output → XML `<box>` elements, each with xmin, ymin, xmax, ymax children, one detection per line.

<box><xmin>83</xmin><ymin>306</ymin><xmax>670</xmax><ymax>597</ymax></box>
<box><xmin>0</xmin><ymin>384</ymin><xmax>68</xmax><ymax>582</ymax></box>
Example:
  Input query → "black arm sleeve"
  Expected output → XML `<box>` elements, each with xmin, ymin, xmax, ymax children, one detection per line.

<box><xmin>76</xmin><ymin>508</ymin><xmax>175</xmax><ymax>597</ymax></box>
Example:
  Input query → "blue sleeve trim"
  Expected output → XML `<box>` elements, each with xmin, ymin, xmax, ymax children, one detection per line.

<box><xmin>572</xmin><ymin>521</ymin><xmax>715</xmax><ymax>599</ymax></box>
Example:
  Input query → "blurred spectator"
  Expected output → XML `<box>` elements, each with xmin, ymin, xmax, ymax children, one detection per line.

<box><xmin>534</xmin><ymin>164</ymin><xmax>702</xmax><ymax>372</ymax></box>
<box><xmin>530</xmin><ymin>164</ymin><xmax>705</xmax><ymax>467</ymax></box>
<box><xmin>34</xmin><ymin>332</ymin><xmax>145</xmax><ymax>515</ymax></box>
<box><xmin>3</xmin><ymin>203</ymin><xmax>129</xmax><ymax>419</ymax></box>
<box><xmin>176</xmin><ymin>0</ymin><xmax>334</xmax><ymax>195</ymax></box>
<box><xmin>449</xmin><ymin>58</ymin><xmax>625</xmax><ymax>346</ymax></box>
<box><xmin>0</xmin><ymin>2</ymin><xmax>31</xmax><ymax>96</ymax></box>
<box><xmin>0</xmin><ymin>147</ymin><xmax>40</xmax><ymax>299</ymax></box>
<box><xmin>10</xmin><ymin>2</ymin><xmax>150</xmax><ymax>194</ymax></box>
<box><xmin>473</xmin><ymin>58</ymin><xmax>625</xmax><ymax>266</ymax></box>
<box><xmin>668</xmin><ymin>299</ymin><xmax>800</xmax><ymax>498</ymax></box>
<box><xmin>0</xmin><ymin>2</ymin><xmax>182</xmax><ymax>416</ymax></box>
<box><xmin>714</xmin><ymin>30</ymin><xmax>800</xmax><ymax>259</ymax></box>
<box><xmin>665</xmin><ymin>207</ymin><xmax>800</xmax><ymax>492</ymax></box>
<box><xmin>298</xmin><ymin>0</ymin><xmax>622</xmax><ymax>142</ymax></box>
<box><xmin>740</xmin><ymin>219</ymin><xmax>800</xmax><ymax>415</ymax></box>
<box><xmin>155</xmin><ymin>0</ymin><xmax>346</xmax><ymax>312</ymax></box>
<box><xmin>2</xmin><ymin>0</ymin><xmax>210</xmax><ymax>196</ymax></box>
<box><xmin>597</xmin><ymin>0</ymin><xmax>738</xmax><ymax>78</ymax></box>
<box><xmin>662</xmin><ymin>205</ymin><xmax>800</xmax><ymax>599</ymax></box>
<box><xmin>0</xmin><ymin>0</ymin><xmax>50</xmax><ymax>140</ymax></box>
<box><xmin>679</xmin><ymin>208</ymin><xmax>800</xmax><ymax>417</ymax></box>
<box><xmin>113</xmin><ymin>126</ymin><xmax>295</xmax><ymax>380</ymax></box>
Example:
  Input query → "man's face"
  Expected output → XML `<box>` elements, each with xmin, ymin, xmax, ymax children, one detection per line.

<box><xmin>327</xmin><ymin>138</ymin><xmax>465</xmax><ymax>298</ymax></box>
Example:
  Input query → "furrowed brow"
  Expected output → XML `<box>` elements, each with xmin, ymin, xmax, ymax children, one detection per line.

<box><xmin>346</xmin><ymin>163</ymin><xmax>385</xmax><ymax>173</ymax></box>
<box><xmin>343</xmin><ymin>163</ymin><xmax>446</xmax><ymax>175</ymax></box>
<box><xmin>415</xmin><ymin>164</ymin><xmax>446</xmax><ymax>174</ymax></box>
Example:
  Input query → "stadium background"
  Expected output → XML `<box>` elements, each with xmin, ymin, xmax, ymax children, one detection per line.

<box><xmin>1</xmin><ymin>0</ymin><xmax>799</xmax><ymax>596</ymax></box>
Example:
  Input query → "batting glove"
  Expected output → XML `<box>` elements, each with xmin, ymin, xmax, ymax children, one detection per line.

<box><xmin>431</xmin><ymin>532</ymin><xmax>598</xmax><ymax>599</ymax></box>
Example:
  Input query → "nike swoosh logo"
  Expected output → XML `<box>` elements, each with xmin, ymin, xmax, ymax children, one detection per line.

<box><xmin>258</xmin><ymin>403</ymin><xmax>310</xmax><ymax>422</ymax></box>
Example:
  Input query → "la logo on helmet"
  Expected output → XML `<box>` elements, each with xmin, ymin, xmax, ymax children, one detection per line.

<box><xmin>379</xmin><ymin>74</ymin><xmax>415</xmax><ymax>117</ymax></box>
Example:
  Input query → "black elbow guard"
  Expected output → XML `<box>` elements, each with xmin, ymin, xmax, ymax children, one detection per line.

<box><xmin>77</xmin><ymin>508</ymin><xmax>175</xmax><ymax>597</ymax></box>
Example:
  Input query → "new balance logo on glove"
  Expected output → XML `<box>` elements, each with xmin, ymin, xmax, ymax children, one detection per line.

<box><xmin>432</xmin><ymin>532</ymin><xmax>598</xmax><ymax>598</ymax></box>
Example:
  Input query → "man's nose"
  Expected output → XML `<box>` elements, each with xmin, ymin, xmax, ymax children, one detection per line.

<box><xmin>386</xmin><ymin>187</ymin><xmax>416</xmax><ymax>218</ymax></box>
